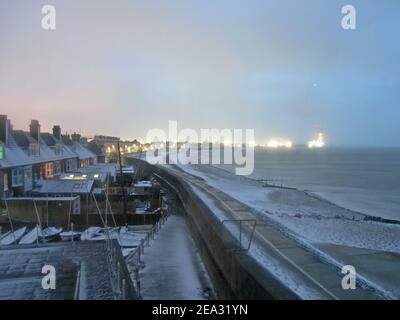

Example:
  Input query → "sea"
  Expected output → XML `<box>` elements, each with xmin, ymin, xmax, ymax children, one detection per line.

<box><xmin>217</xmin><ymin>147</ymin><xmax>400</xmax><ymax>221</ymax></box>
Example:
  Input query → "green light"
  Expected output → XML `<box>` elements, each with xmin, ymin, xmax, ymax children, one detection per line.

<box><xmin>0</xmin><ymin>145</ymin><xmax>3</xmax><ymax>160</ymax></box>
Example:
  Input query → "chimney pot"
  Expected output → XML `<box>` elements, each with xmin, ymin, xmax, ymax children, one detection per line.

<box><xmin>53</xmin><ymin>125</ymin><xmax>61</xmax><ymax>140</ymax></box>
<box><xmin>0</xmin><ymin>115</ymin><xmax>9</xmax><ymax>145</ymax></box>
<box><xmin>29</xmin><ymin>120</ymin><xmax>40</xmax><ymax>141</ymax></box>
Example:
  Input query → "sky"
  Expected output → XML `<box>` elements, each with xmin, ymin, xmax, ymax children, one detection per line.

<box><xmin>0</xmin><ymin>0</ymin><xmax>399</xmax><ymax>146</ymax></box>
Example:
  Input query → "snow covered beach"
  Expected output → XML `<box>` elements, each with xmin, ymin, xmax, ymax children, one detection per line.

<box><xmin>174</xmin><ymin>163</ymin><xmax>400</xmax><ymax>255</ymax></box>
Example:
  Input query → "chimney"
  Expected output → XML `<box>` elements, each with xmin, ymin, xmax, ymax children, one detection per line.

<box><xmin>52</xmin><ymin>125</ymin><xmax>61</xmax><ymax>140</ymax></box>
<box><xmin>29</xmin><ymin>120</ymin><xmax>40</xmax><ymax>141</ymax></box>
<box><xmin>0</xmin><ymin>115</ymin><xmax>9</xmax><ymax>145</ymax></box>
<box><xmin>71</xmin><ymin>132</ymin><xmax>81</xmax><ymax>143</ymax></box>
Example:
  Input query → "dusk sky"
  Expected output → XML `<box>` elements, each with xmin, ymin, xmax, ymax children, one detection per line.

<box><xmin>0</xmin><ymin>0</ymin><xmax>399</xmax><ymax>146</ymax></box>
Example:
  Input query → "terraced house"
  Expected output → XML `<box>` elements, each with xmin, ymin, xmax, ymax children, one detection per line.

<box><xmin>0</xmin><ymin>115</ymin><xmax>97</xmax><ymax>199</ymax></box>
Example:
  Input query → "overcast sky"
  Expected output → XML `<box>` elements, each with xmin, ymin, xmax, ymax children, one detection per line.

<box><xmin>0</xmin><ymin>0</ymin><xmax>399</xmax><ymax>145</ymax></box>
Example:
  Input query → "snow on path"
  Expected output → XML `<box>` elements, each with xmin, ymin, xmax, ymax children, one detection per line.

<box><xmin>139</xmin><ymin>214</ymin><xmax>214</xmax><ymax>300</ymax></box>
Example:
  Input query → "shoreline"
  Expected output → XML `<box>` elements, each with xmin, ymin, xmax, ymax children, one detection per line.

<box><xmin>210</xmin><ymin>164</ymin><xmax>400</xmax><ymax>226</ymax></box>
<box><xmin>126</xmin><ymin>152</ymin><xmax>400</xmax><ymax>225</ymax></box>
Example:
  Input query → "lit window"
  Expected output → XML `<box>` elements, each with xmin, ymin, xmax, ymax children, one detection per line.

<box><xmin>0</xmin><ymin>145</ymin><xmax>4</xmax><ymax>160</ymax></box>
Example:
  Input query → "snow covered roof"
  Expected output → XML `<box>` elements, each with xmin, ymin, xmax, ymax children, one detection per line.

<box><xmin>79</xmin><ymin>163</ymin><xmax>118</xmax><ymax>176</ymax></box>
<box><xmin>0</xmin><ymin>139</ymin><xmax>32</xmax><ymax>168</ymax></box>
<box><xmin>0</xmin><ymin>241</ymin><xmax>117</xmax><ymax>300</ymax></box>
<box><xmin>67</xmin><ymin>142</ymin><xmax>97</xmax><ymax>160</ymax></box>
<box><xmin>87</xmin><ymin>142</ymin><xmax>106</xmax><ymax>156</ymax></box>
<box><xmin>134</xmin><ymin>180</ymin><xmax>152</xmax><ymax>188</ymax></box>
<box><xmin>6</xmin><ymin>196</ymin><xmax>79</xmax><ymax>201</ymax></box>
<box><xmin>60</xmin><ymin>172</ymin><xmax>108</xmax><ymax>182</ymax></box>
<box><xmin>40</xmin><ymin>132</ymin><xmax>57</xmax><ymax>147</ymax></box>
<box><xmin>33</xmin><ymin>179</ymin><xmax>95</xmax><ymax>194</ymax></box>
<box><xmin>0</xmin><ymin>130</ymin><xmax>97</xmax><ymax>169</ymax></box>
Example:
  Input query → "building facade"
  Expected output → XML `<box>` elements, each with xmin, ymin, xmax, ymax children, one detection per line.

<box><xmin>0</xmin><ymin>115</ymin><xmax>97</xmax><ymax>199</ymax></box>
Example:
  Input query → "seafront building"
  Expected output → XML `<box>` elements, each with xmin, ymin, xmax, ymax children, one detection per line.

<box><xmin>0</xmin><ymin>115</ymin><xmax>97</xmax><ymax>199</ymax></box>
<box><xmin>91</xmin><ymin>135</ymin><xmax>142</xmax><ymax>163</ymax></box>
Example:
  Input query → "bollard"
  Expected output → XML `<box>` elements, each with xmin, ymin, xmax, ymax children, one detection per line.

<box><xmin>122</xmin><ymin>279</ymin><xmax>126</xmax><ymax>300</ymax></box>
<box><xmin>117</xmin><ymin>261</ymin><xmax>120</xmax><ymax>286</ymax></box>
<box><xmin>140</xmin><ymin>239</ymin><xmax>145</xmax><ymax>254</ymax></box>
<box><xmin>135</xmin><ymin>268</ymin><xmax>141</xmax><ymax>297</ymax></box>
<box><xmin>137</xmin><ymin>246</ymin><xmax>141</xmax><ymax>263</ymax></box>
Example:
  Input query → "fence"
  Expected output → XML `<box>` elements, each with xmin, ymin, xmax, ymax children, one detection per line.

<box><xmin>124</xmin><ymin>209</ymin><xmax>169</xmax><ymax>298</ymax></box>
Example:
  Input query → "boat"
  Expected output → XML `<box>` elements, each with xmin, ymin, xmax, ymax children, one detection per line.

<box><xmin>19</xmin><ymin>225</ymin><xmax>42</xmax><ymax>245</ymax></box>
<box><xmin>0</xmin><ymin>227</ymin><xmax>27</xmax><ymax>245</ymax></box>
<box><xmin>86</xmin><ymin>228</ymin><xmax>119</xmax><ymax>241</ymax></box>
<box><xmin>122</xmin><ymin>248</ymin><xmax>137</xmax><ymax>257</ymax></box>
<box><xmin>60</xmin><ymin>231</ymin><xmax>81</xmax><ymax>242</ymax></box>
<box><xmin>40</xmin><ymin>227</ymin><xmax>63</xmax><ymax>242</ymax></box>
<box><xmin>80</xmin><ymin>227</ymin><xmax>102</xmax><ymax>240</ymax></box>
<box><xmin>118</xmin><ymin>229</ymin><xmax>146</xmax><ymax>248</ymax></box>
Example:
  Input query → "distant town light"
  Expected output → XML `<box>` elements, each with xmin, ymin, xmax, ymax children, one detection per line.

<box><xmin>285</xmin><ymin>141</ymin><xmax>293</xmax><ymax>148</ymax></box>
<box><xmin>308</xmin><ymin>132</ymin><xmax>325</xmax><ymax>148</ymax></box>
<box><xmin>266</xmin><ymin>139</ymin><xmax>293</xmax><ymax>148</ymax></box>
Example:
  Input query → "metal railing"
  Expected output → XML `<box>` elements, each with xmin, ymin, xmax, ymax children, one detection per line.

<box><xmin>222</xmin><ymin>219</ymin><xmax>257</xmax><ymax>252</ymax></box>
<box><xmin>124</xmin><ymin>208</ymin><xmax>169</xmax><ymax>299</ymax></box>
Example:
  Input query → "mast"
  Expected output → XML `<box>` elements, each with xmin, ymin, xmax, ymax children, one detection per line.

<box><xmin>117</xmin><ymin>141</ymin><xmax>127</xmax><ymax>224</ymax></box>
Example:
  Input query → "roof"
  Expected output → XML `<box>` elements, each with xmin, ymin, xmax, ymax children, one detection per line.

<box><xmin>87</xmin><ymin>142</ymin><xmax>106</xmax><ymax>156</ymax></box>
<box><xmin>0</xmin><ymin>139</ymin><xmax>32</xmax><ymax>168</ymax></box>
<box><xmin>6</xmin><ymin>196</ymin><xmax>79</xmax><ymax>201</ymax></box>
<box><xmin>61</xmin><ymin>135</ymin><xmax>73</xmax><ymax>146</ymax></box>
<box><xmin>134</xmin><ymin>180</ymin><xmax>152</xmax><ymax>188</ymax></box>
<box><xmin>0</xmin><ymin>241</ymin><xmax>117</xmax><ymax>300</ymax></box>
<box><xmin>12</xmin><ymin>130</ymin><xmax>31</xmax><ymax>148</ymax></box>
<box><xmin>33</xmin><ymin>179</ymin><xmax>95</xmax><ymax>194</ymax></box>
<box><xmin>68</xmin><ymin>142</ymin><xmax>96</xmax><ymax>160</ymax></box>
<box><xmin>60</xmin><ymin>172</ymin><xmax>108</xmax><ymax>182</ymax></box>
<box><xmin>79</xmin><ymin>163</ymin><xmax>118</xmax><ymax>176</ymax></box>
<box><xmin>0</xmin><ymin>130</ymin><xmax>95</xmax><ymax>169</ymax></box>
<box><xmin>40</xmin><ymin>133</ymin><xmax>56</xmax><ymax>147</ymax></box>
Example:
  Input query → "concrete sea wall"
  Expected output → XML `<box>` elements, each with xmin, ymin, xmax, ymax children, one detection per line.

<box><xmin>125</xmin><ymin>157</ymin><xmax>298</xmax><ymax>300</ymax></box>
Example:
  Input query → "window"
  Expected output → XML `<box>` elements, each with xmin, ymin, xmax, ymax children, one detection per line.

<box><xmin>44</xmin><ymin>163</ymin><xmax>53</xmax><ymax>178</ymax></box>
<box><xmin>66</xmin><ymin>159</ymin><xmax>77</xmax><ymax>172</ymax></box>
<box><xmin>0</xmin><ymin>145</ymin><xmax>4</xmax><ymax>160</ymax></box>
<box><xmin>12</xmin><ymin>167</ymin><xmax>24</xmax><ymax>187</ymax></box>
